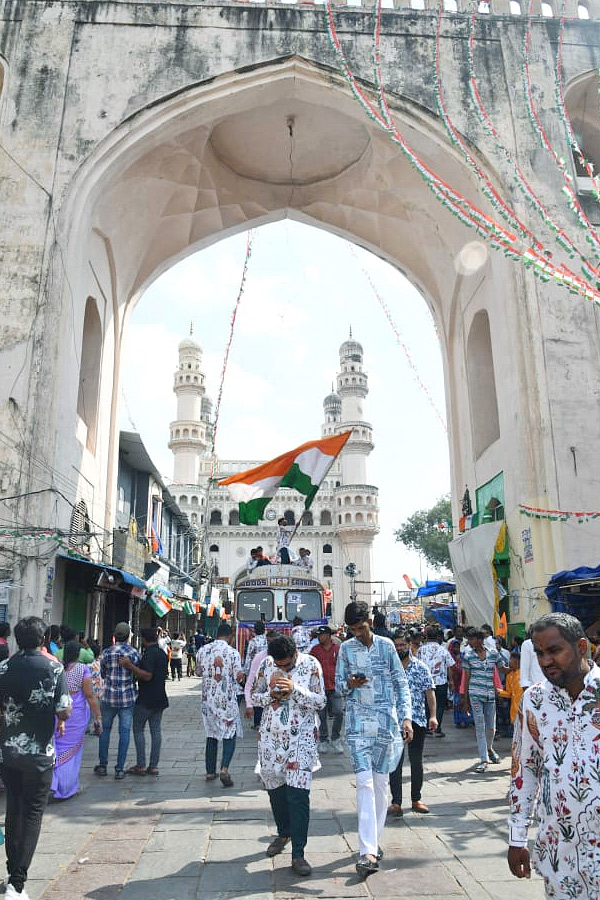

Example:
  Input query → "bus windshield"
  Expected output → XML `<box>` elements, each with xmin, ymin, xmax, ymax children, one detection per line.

<box><xmin>236</xmin><ymin>590</ymin><xmax>274</xmax><ymax>623</ymax></box>
<box><xmin>285</xmin><ymin>590</ymin><xmax>322</xmax><ymax>622</ymax></box>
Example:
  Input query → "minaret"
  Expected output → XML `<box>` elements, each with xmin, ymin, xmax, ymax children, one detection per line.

<box><xmin>168</xmin><ymin>326</ymin><xmax>210</xmax><ymax>484</ymax></box>
<box><xmin>334</xmin><ymin>330</ymin><xmax>379</xmax><ymax>610</ymax></box>
<box><xmin>321</xmin><ymin>384</ymin><xmax>342</xmax><ymax>438</ymax></box>
<box><xmin>336</xmin><ymin>329</ymin><xmax>374</xmax><ymax>484</ymax></box>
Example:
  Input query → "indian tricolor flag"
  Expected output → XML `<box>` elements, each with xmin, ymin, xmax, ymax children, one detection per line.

<box><xmin>218</xmin><ymin>431</ymin><xmax>352</xmax><ymax>526</ymax></box>
<box><xmin>146</xmin><ymin>590</ymin><xmax>173</xmax><ymax>618</ymax></box>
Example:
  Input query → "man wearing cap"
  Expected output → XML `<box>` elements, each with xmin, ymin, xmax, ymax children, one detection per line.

<box><xmin>95</xmin><ymin>622</ymin><xmax>141</xmax><ymax>780</ymax></box>
<box><xmin>310</xmin><ymin>626</ymin><xmax>344</xmax><ymax>754</ymax></box>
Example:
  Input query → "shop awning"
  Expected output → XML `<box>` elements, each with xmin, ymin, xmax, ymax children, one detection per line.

<box><xmin>545</xmin><ymin>564</ymin><xmax>600</xmax><ymax>627</ymax></box>
<box><xmin>448</xmin><ymin>522</ymin><xmax>504</xmax><ymax>628</ymax></box>
<box><xmin>416</xmin><ymin>580</ymin><xmax>456</xmax><ymax>598</ymax></box>
<box><xmin>57</xmin><ymin>554</ymin><xmax>148</xmax><ymax>591</ymax></box>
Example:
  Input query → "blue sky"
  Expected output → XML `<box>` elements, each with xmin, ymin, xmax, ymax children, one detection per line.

<box><xmin>120</xmin><ymin>219</ymin><xmax>451</xmax><ymax>595</ymax></box>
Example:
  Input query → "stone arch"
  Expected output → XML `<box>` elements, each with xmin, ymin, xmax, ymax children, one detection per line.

<box><xmin>229</xmin><ymin>509</ymin><xmax>240</xmax><ymax>525</ymax></box>
<box><xmin>564</xmin><ymin>70</ymin><xmax>600</xmax><ymax>178</ymax></box>
<box><xmin>466</xmin><ymin>310</ymin><xmax>500</xmax><ymax>459</ymax></box>
<box><xmin>301</xmin><ymin>511</ymin><xmax>313</xmax><ymax>525</ymax></box>
<box><xmin>320</xmin><ymin>510</ymin><xmax>332</xmax><ymax>526</ymax></box>
<box><xmin>77</xmin><ymin>297</ymin><xmax>103</xmax><ymax>453</ymax></box>
<box><xmin>210</xmin><ymin>510</ymin><xmax>222</xmax><ymax>525</ymax></box>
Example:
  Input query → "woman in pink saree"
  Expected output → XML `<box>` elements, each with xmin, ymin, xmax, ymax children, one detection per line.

<box><xmin>51</xmin><ymin>641</ymin><xmax>102</xmax><ymax>800</ymax></box>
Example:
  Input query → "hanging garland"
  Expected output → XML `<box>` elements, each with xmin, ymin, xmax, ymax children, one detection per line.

<box><xmin>522</xmin><ymin>0</ymin><xmax>600</xmax><ymax>263</ymax></box>
<box><xmin>519</xmin><ymin>504</ymin><xmax>600</xmax><ymax>523</ymax></box>
<box><xmin>347</xmin><ymin>243</ymin><xmax>448</xmax><ymax>433</ymax></box>
<box><xmin>554</xmin><ymin>0</ymin><xmax>600</xmax><ymax>204</ymax></box>
<box><xmin>324</xmin><ymin>0</ymin><xmax>600</xmax><ymax>306</ymax></box>
<box><xmin>466</xmin><ymin>3</ymin><xmax>596</xmax><ymax>271</ymax></box>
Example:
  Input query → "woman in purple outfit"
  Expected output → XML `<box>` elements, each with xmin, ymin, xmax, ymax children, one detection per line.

<box><xmin>51</xmin><ymin>641</ymin><xmax>102</xmax><ymax>800</ymax></box>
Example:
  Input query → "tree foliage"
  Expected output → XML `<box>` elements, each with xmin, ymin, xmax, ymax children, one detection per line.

<box><xmin>395</xmin><ymin>495</ymin><xmax>452</xmax><ymax>572</ymax></box>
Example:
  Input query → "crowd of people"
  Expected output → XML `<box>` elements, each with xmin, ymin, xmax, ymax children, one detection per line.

<box><xmin>0</xmin><ymin>608</ymin><xmax>598</xmax><ymax>898</ymax></box>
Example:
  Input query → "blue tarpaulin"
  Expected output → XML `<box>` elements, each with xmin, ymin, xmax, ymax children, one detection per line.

<box><xmin>545</xmin><ymin>564</ymin><xmax>600</xmax><ymax>627</ymax></box>
<box><xmin>427</xmin><ymin>604</ymin><xmax>458</xmax><ymax>629</ymax></box>
<box><xmin>416</xmin><ymin>580</ymin><xmax>456</xmax><ymax>598</ymax></box>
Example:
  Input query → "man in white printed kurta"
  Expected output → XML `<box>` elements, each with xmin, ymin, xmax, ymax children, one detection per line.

<box><xmin>196</xmin><ymin>623</ymin><xmax>244</xmax><ymax>787</ymax></box>
<box><xmin>251</xmin><ymin>633</ymin><xmax>325</xmax><ymax>877</ymax></box>
<box><xmin>508</xmin><ymin>612</ymin><xmax>600</xmax><ymax>900</ymax></box>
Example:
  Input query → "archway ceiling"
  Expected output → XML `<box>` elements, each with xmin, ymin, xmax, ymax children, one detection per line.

<box><xmin>90</xmin><ymin>59</ymin><xmax>503</xmax><ymax>319</ymax></box>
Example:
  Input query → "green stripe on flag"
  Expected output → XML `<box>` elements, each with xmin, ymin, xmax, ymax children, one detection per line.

<box><xmin>280</xmin><ymin>463</ymin><xmax>319</xmax><ymax>508</ymax></box>
<box><xmin>239</xmin><ymin>496</ymin><xmax>272</xmax><ymax>525</ymax></box>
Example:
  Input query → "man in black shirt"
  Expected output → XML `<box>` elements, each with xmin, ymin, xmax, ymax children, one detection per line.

<box><xmin>120</xmin><ymin>627</ymin><xmax>168</xmax><ymax>776</ymax></box>
<box><xmin>0</xmin><ymin>616</ymin><xmax>72</xmax><ymax>900</ymax></box>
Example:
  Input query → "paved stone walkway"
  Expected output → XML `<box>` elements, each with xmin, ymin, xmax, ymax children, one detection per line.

<box><xmin>2</xmin><ymin>678</ymin><xmax>545</xmax><ymax>900</ymax></box>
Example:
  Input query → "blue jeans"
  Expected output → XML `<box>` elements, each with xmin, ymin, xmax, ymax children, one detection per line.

<box><xmin>99</xmin><ymin>703</ymin><xmax>135</xmax><ymax>772</ymax></box>
<box><xmin>133</xmin><ymin>704</ymin><xmax>164</xmax><ymax>769</ymax></box>
<box><xmin>205</xmin><ymin>736</ymin><xmax>236</xmax><ymax>775</ymax></box>
<box><xmin>470</xmin><ymin>696</ymin><xmax>496</xmax><ymax>763</ymax></box>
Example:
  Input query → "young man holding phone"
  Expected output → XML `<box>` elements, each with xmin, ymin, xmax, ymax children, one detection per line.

<box><xmin>336</xmin><ymin>602</ymin><xmax>412</xmax><ymax>877</ymax></box>
<box><xmin>251</xmin><ymin>634</ymin><xmax>325</xmax><ymax>877</ymax></box>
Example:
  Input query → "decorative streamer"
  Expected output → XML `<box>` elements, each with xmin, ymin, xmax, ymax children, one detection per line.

<box><xmin>347</xmin><ymin>244</ymin><xmax>448</xmax><ymax>433</ymax></box>
<box><xmin>324</xmin><ymin>0</ymin><xmax>600</xmax><ymax>306</ymax></box>
<box><xmin>554</xmin><ymin>0</ymin><xmax>600</xmax><ymax>205</ymax></box>
<box><xmin>519</xmin><ymin>504</ymin><xmax>600</xmax><ymax>523</ymax></box>
<box><xmin>522</xmin><ymin>0</ymin><xmax>600</xmax><ymax>262</ymax></box>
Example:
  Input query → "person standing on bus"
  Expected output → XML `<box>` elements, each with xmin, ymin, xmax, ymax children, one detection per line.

<box><xmin>196</xmin><ymin>623</ymin><xmax>244</xmax><ymax>787</ymax></box>
<box><xmin>277</xmin><ymin>518</ymin><xmax>294</xmax><ymax>564</ymax></box>
<box><xmin>251</xmin><ymin>634</ymin><xmax>325</xmax><ymax>877</ymax></box>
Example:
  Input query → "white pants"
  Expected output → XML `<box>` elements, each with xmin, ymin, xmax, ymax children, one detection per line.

<box><xmin>356</xmin><ymin>769</ymin><xmax>389</xmax><ymax>857</ymax></box>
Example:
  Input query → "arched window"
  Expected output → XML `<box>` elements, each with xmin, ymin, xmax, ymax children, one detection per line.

<box><xmin>344</xmin><ymin>496</ymin><xmax>351</xmax><ymax>506</ymax></box>
<box><xmin>344</xmin><ymin>513</ymin><xmax>352</xmax><ymax>523</ymax></box>
<box><xmin>191</xmin><ymin>513</ymin><xmax>197</xmax><ymax>526</ymax></box>
<box><xmin>191</xmin><ymin>496</ymin><xmax>199</xmax><ymax>506</ymax></box>
<box><xmin>467</xmin><ymin>310</ymin><xmax>500</xmax><ymax>458</ymax></box>
<box><xmin>509</xmin><ymin>0</ymin><xmax>521</xmax><ymax>11</ymax></box>
<box><xmin>323</xmin><ymin>565</ymin><xmax>333</xmax><ymax>577</ymax></box>
<box><xmin>366</xmin><ymin>496</ymin><xmax>372</xmax><ymax>504</ymax></box>
<box><xmin>210</xmin><ymin>510</ymin><xmax>222</xmax><ymax>525</ymax></box>
<box><xmin>183</xmin><ymin>428</ymin><xmax>189</xmax><ymax>438</ymax></box>
<box><xmin>284</xmin><ymin>509</ymin><xmax>295</xmax><ymax>525</ymax></box>
<box><xmin>210</xmin><ymin>544</ymin><xmax>219</xmax><ymax>553</ymax></box>
<box><xmin>338</xmin><ymin>515</ymin><xmax>342</xmax><ymax>525</ymax></box>
<box><xmin>337</xmin><ymin>498</ymin><xmax>341</xmax><ymax>507</ymax></box>
<box><xmin>367</xmin><ymin>513</ymin><xmax>373</xmax><ymax>523</ymax></box>
<box><xmin>179</xmin><ymin>495</ymin><xmax>188</xmax><ymax>506</ymax></box>
<box><xmin>77</xmin><ymin>297</ymin><xmax>102</xmax><ymax>453</ymax></box>
<box><xmin>355</xmin><ymin>496</ymin><xmax>363</xmax><ymax>505</ymax></box>
<box><xmin>541</xmin><ymin>1</ymin><xmax>553</xmax><ymax>13</ymax></box>
<box><xmin>175</xmin><ymin>429</ymin><xmax>180</xmax><ymax>438</ymax></box>
<box><xmin>229</xmin><ymin>509</ymin><xmax>240</xmax><ymax>525</ymax></box>
<box><xmin>320</xmin><ymin>511</ymin><xmax>332</xmax><ymax>526</ymax></box>
<box><xmin>192</xmin><ymin>429</ymin><xmax>198</xmax><ymax>438</ymax></box>
<box><xmin>578</xmin><ymin>1</ymin><xmax>589</xmax><ymax>15</ymax></box>
<box><xmin>323</xmin><ymin>543</ymin><xmax>333</xmax><ymax>554</ymax></box>
<box><xmin>565</xmin><ymin>71</ymin><xmax>600</xmax><ymax>179</ymax></box>
<box><xmin>356</xmin><ymin>512</ymin><xmax>364</xmax><ymax>523</ymax></box>
<box><xmin>69</xmin><ymin>500</ymin><xmax>91</xmax><ymax>554</ymax></box>
<box><xmin>301</xmin><ymin>511</ymin><xmax>313</xmax><ymax>526</ymax></box>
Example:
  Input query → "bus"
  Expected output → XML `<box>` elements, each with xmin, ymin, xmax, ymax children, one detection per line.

<box><xmin>233</xmin><ymin>563</ymin><xmax>327</xmax><ymax>658</ymax></box>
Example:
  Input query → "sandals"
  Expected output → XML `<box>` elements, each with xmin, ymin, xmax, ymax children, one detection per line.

<box><xmin>127</xmin><ymin>765</ymin><xmax>147</xmax><ymax>776</ymax></box>
<box><xmin>146</xmin><ymin>767</ymin><xmax>159</xmax><ymax>776</ymax></box>
<box><xmin>356</xmin><ymin>855</ymin><xmax>379</xmax><ymax>876</ymax></box>
<box><xmin>474</xmin><ymin>761</ymin><xmax>488</xmax><ymax>773</ymax></box>
<box><xmin>220</xmin><ymin>770</ymin><xmax>234</xmax><ymax>787</ymax></box>
<box><xmin>205</xmin><ymin>773</ymin><xmax>218</xmax><ymax>781</ymax></box>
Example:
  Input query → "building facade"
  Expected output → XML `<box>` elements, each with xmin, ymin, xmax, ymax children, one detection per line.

<box><xmin>168</xmin><ymin>331</ymin><xmax>379</xmax><ymax>623</ymax></box>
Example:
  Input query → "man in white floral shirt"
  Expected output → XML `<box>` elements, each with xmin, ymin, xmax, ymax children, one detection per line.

<box><xmin>508</xmin><ymin>612</ymin><xmax>600</xmax><ymax>899</ymax></box>
<box><xmin>251</xmin><ymin>633</ymin><xmax>325</xmax><ymax>877</ymax></box>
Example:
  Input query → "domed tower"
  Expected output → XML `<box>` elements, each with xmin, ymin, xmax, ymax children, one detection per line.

<box><xmin>321</xmin><ymin>385</ymin><xmax>342</xmax><ymax>438</ymax></box>
<box><xmin>168</xmin><ymin>327</ymin><xmax>211</xmax><ymax>484</ymax></box>
<box><xmin>336</xmin><ymin>329</ymin><xmax>374</xmax><ymax>485</ymax></box>
<box><xmin>334</xmin><ymin>330</ymin><xmax>378</xmax><ymax>609</ymax></box>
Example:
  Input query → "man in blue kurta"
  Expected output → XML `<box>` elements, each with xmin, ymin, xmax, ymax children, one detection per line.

<box><xmin>336</xmin><ymin>601</ymin><xmax>412</xmax><ymax>876</ymax></box>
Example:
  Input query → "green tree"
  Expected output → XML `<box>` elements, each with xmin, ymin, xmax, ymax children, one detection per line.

<box><xmin>395</xmin><ymin>495</ymin><xmax>452</xmax><ymax>572</ymax></box>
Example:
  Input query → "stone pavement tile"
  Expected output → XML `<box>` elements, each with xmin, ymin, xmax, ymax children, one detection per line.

<box><xmin>40</xmin><ymin>862</ymin><xmax>133</xmax><ymax>899</ymax></box>
<box><xmin>305</xmin><ymin>834</ymin><xmax>353</xmax><ymax>854</ymax></box>
<box><xmin>28</xmin><ymin>853</ymin><xmax>74</xmax><ymax>881</ymax></box>
<box><xmin>83</xmin><ymin>840</ymin><xmax>148</xmax><ymax>865</ymax></box>
<box><xmin>159</xmin><ymin>797</ymin><xmax>228</xmax><ymax>813</ymax></box>
<box><xmin>93</xmin><ymin>819</ymin><xmax>158</xmax><ymax>841</ymax></box>
<box><xmin>145</xmin><ymin>827</ymin><xmax>210</xmax><ymax>853</ymax></box>
<box><xmin>206</xmin><ymin>838</ymin><xmax>270</xmax><ymax>861</ymax></box>
<box><xmin>484</xmin><ymin>877</ymin><xmax>545</xmax><ymax>900</ymax></box>
<box><xmin>128</xmin><ymin>849</ymin><xmax>202</xmax><ymax>880</ymax></box>
<box><xmin>367</xmin><ymin>861</ymin><xmax>465</xmax><ymax>896</ymax></box>
<box><xmin>273</xmin><ymin>852</ymin><xmax>369</xmax><ymax>898</ymax></box>
<box><xmin>210</xmin><ymin>821</ymin><xmax>270</xmax><ymax>840</ymax></box>
<box><xmin>118</xmin><ymin>875</ymin><xmax>201</xmax><ymax>900</ymax></box>
<box><xmin>197</xmin><ymin>857</ymin><xmax>273</xmax><ymax>893</ymax></box>
<box><xmin>154</xmin><ymin>812</ymin><xmax>214</xmax><ymax>830</ymax></box>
